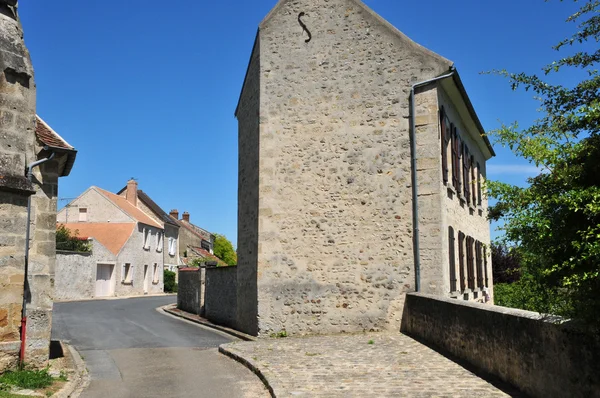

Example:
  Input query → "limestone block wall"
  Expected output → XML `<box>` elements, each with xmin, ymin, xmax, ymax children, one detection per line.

<box><xmin>25</xmin><ymin>156</ymin><xmax>59</xmax><ymax>367</ymax></box>
<box><xmin>237</xmin><ymin>0</ymin><xmax>452</xmax><ymax>336</ymax></box>
<box><xmin>205</xmin><ymin>266</ymin><xmax>237</xmax><ymax>329</ymax></box>
<box><xmin>401</xmin><ymin>293</ymin><xmax>600</xmax><ymax>398</ymax></box>
<box><xmin>0</xmin><ymin>9</ymin><xmax>37</xmax><ymax>372</ymax></box>
<box><xmin>235</xmin><ymin>35</ymin><xmax>260</xmax><ymax>336</ymax></box>
<box><xmin>177</xmin><ymin>268</ymin><xmax>202</xmax><ymax>316</ymax></box>
<box><xmin>54</xmin><ymin>239</ymin><xmax>115</xmax><ymax>301</ymax></box>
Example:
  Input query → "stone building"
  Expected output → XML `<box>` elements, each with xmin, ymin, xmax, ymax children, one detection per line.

<box><xmin>232</xmin><ymin>0</ymin><xmax>495</xmax><ymax>336</ymax></box>
<box><xmin>169</xmin><ymin>209</ymin><xmax>214</xmax><ymax>262</ymax></box>
<box><xmin>56</xmin><ymin>183</ymin><xmax>164</xmax><ymax>299</ymax></box>
<box><xmin>0</xmin><ymin>2</ymin><xmax>77</xmax><ymax>371</ymax></box>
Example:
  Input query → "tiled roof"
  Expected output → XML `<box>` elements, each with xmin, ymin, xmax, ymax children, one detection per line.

<box><xmin>60</xmin><ymin>223</ymin><xmax>135</xmax><ymax>255</ymax></box>
<box><xmin>115</xmin><ymin>186</ymin><xmax>179</xmax><ymax>227</ymax></box>
<box><xmin>95</xmin><ymin>188</ymin><xmax>162</xmax><ymax>229</ymax></box>
<box><xmin>35</xmin><ymin>116</ymin><xmax>74</xmax><ymax>150</ymax></box>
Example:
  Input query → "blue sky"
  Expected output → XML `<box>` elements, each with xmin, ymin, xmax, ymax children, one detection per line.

<box><xmin>19</xmin><ymin>0</ymin><xmax>582</xmax><ymax>245</ymax></box>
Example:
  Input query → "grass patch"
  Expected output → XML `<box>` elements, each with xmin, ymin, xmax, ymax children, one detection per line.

<box><xmin>368</xmin><ymin>340</ymin><xmax>375</xmax><ymax>345</ymax></box>
<box><xmin>0</xmin><ymin>368</ymin><xmax>53</xmax><ymax>390</ymax></box>
<box><xmin>0</xmin><ymin>390</ymin><xmax>30</xmax><ymax>398</ymax></box>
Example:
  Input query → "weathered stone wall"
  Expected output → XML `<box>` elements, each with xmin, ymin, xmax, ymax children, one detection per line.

<box><xmin>0</xmin><ymin>6</ymin><xmax>37</xmax><ymax>372</ymax></box>
<box><xmin>237</xmin><ymin>0</ymin><xmax>452</xmax><ymax>336</ymax></box>
<box><xmin>25</xmin><ymin>154</ymin><xmax>59</xmax><ymax>367</ymax></box>
<box><xmin>235</xmin><ymin>35</ymin><xmax>260</xmax><ymax>336</ymax></box>
<box><xmin>205</xmin><ymin>266</ymin><xmax>237</xmax><ymax>329</ymax></box>
<box><xmin>54</xmin><ymin>239</ymin><xmax>115</xmax><ymax>301</ymax></box>
<box><xmin>401</xmin><ymin>293</ymin><xmax>600</xmax><ymax>398</ymax></box>
<box><xmin>177</xmin><ymin>268</ymin><xmax>202</xmax><ymax>315</ymax></box>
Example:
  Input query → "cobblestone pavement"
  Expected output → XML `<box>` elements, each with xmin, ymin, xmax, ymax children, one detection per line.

<box><xmin>220</xmin><ymin>332</ymin><xmax>519</xmax><ymax>397</ymax></box>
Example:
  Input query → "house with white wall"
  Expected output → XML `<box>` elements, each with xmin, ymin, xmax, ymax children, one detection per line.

<box><xmin>55</xmin><ymin>182</ymin><xmax>164</xmax><ymax>300</ymax></box>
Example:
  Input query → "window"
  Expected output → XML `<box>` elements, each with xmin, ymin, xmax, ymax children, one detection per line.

<box><xmin>484</xmin><ymin>245</ymin><xmax>489</xmax><ymax>287</ymax></box>
<box><xmin>462</xmin><ymin>143</ymin><xmax>471</xmax><ymax>203</ymax></box>
<box><xmin>449</xmin><ymin>227</ymin><xmax>456</xmax><ymax>292</ymax></box>
<box><xmin>152</xmin><ymin>263</ymin><xmax>159</xmax><ymax>283</ymax></box>
<box><xmin>466</xmin><ymin>236</ymin><xmax>475</xmax><ymax>290</ymax></box>
<box><xmin>471</xmin><ymin>156</ymin><xmax>477</xmax><ymax>205</ymax></box>
<box><xmin>79</xmin><ymin>208</ymin><xmax>87</xmax><ymax>222</ymax></box>
<box><xmin>476</xmin><ymin>240</ymin><xmax>484</xmax><ymax>288</ymax></box>
<box><xmin>451</xmin><ymin>125</ymin><xmax>459</xmax><ymax>190</ymax></box>
<box><xmin>168</xmin><ymin>237</ymin><xmax>176</xmax><ymax>256</ymax></box>
<box><xmin>458</xmin><ymin>231</ymin><xmax>465</xmax><ymax>292</ymax></box>
<box><xmin>156</xmin><ymin>233</ymin><xmax>163</xmax><ymax>253</ymax></box>
<box><xmin>477</xmin><ymin>162</ymin><xmax>482</xmax><ymax>206</ymax></box>
<box><xmin>440</xmin><ymin>107</ymin><xmax>449</xmax><ymax>185</ymax></box>
<box><xmin>201</xmin><ymin>240</ymin><xmax>211</xmax><ymax>251</ymax></box>
<box><xmin>122</xmin><ymin>263</ymin><xmax>133</xmax><ymax>284</ymax></box>
<box><xmin>143</xmin><ymin>228</ymin><xmax>150</xmax><ymax>250</ymax></box>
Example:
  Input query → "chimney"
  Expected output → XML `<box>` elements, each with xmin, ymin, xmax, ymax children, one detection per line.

<box><xmin>170</xmin><ymin>209</ymin><xmax>179</xmax><ymax>220</ymax></box>
<box><xmin>126</xmin><ymin>179</ymin><xmax>138</xmax><ymax>206</ymax></box>
<box><xmin>182</xmin><ymin>212</ymin><xmax>190</xmax><ymax>222</ymax></box>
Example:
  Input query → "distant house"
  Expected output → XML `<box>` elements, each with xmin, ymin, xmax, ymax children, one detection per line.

<box><xmin>168</xmin><ymin>209</ymin><xmax>215</xmax><ymax>263</ymax></box>
<box><xmin>55</xmin><ymin>181</ymin><xmax>164</xmax><ymax>300</ymax></box>
<box><xmin>116</xmin><ymin>182</ymin><xmax>181</xmax><ymax>274</ymax></box>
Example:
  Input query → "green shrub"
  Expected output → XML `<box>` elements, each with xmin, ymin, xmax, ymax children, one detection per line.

<box><xmin>164</xmin><ymin>270</ymin><xmax>177</xmax><ymax>293</ymax></box>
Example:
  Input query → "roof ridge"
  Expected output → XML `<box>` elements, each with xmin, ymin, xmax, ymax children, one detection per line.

<box><xmin>36</xmin><ymin>115</ymin><xmax>74</xmax><ymax>149</ymax></box>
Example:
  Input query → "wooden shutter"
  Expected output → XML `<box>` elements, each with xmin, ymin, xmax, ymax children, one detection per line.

<box><xmin>440</xmin><ymin>107</ymin><xmax>449</xmax><ymax>185</ymax></box>
<box><xmin>477</xmin><ymin>162</ymin><xmax>482</xmax><ymax>206</ymax></box>
<box><xmin>466</xmin><ymin>236</ymin><xmax>474</xmax><ymax>290</ymax></box>
<box><xmin>451</xmin><ymin>125</ymin><xmax>458</xmax><ymax>189</ymax></box>
<box><xmin>458</xmin><ymin>232</ymin><xmax>465</xmax><ymax>292</ymax></box>
<box><xmin>462</xmin><ymin>143</ymin><xmax>470</xmax><ymax>202</ymax></box>
<box><xmin>471</xmin><ymin>156</ymin><xmax>476</xmax><ymax>205</ymax></box>
<box><xmin>449</xmin><ymin>227</ymin><xmax>456</xmax><ymax>292</ymax></box>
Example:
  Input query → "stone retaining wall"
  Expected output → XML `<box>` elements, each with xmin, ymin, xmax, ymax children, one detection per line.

<box><xmin>400</xmin><ymin>292</ymin><xmax>600</xmax><ymax>398</ymax></box>
<box><xmin>205</xmin><ymin>266</ymin><xmax>237</xmax><ymax>329</ymax></box>
<box><xmin>177</xmin><ymin>268</ymin><xmax>202</xmax><ymax>316</ymax></box>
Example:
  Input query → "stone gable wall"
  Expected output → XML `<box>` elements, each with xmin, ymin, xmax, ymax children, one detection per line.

<box><xmin>239</xmin><ymin>0</ymin><xmax>452</xmax><ymax>336</ymax></box>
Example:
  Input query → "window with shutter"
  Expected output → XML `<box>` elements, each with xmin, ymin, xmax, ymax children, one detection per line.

<box><xmin>477</xmin><ymin>162</ymin><xmax>482</xmax><ymax>206</ymax></box>
<box><xmin>471</xmin><ymin>156</ymin><xmax>477</xmax><ymax>205</ymax></box>
<box><xmin>453</xmin><ymin>127</ymin><xmax>461</xmax><ymax>191</ymax></box>
<box><xmin>462</xmin><ymin>143</ymin><xmax>470</xmax><ymax>202</ymax></box>
<box><xmin>466</xmin><ymin>236</ymin><xmax>475</xmax><ymax>290</ymax></box>
<box><xmin>458</xmin><ymin>232</ymin><xmax>465</xmax><ymax>292</ymax></box>
<box><xmin>440</xmin><ymin>107</ymin><xmax>449</xmax><ymax>185</ymax></box>
<box><xmin>449</xmin><ymin>227</ymin><xmax>456</xmax><ymax>292</ymax></box>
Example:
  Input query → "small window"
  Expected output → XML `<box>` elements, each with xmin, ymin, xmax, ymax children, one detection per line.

<box><xmin>79</xmin><ymin>208</ymin><xmax>87</xmax><ymax>222</ymax></box>
<box><xmin>156</xmin><ymin>233</ymin><xmax>163</xmax><ymax>253</ymax></box>
<box><xmin>201</xmin><ymin>240</ymin><xmax>211</xmax><ymax>251</ymax></box>
<box><xmin>449</xmin><ymin>227</ymin><xmax>456</xmax><ymax>293</ymax></box>
<box><xmin>122</xmin><ymin>263</ymin><xmax>133</xmax><ymax>284</ymax></box>
<box><xmin>143</xmin><ymin>228</ymin><xmax>150</xmax><ymax>250</ymax></box>
<box><xmin>168</xmin><ymin>238</ymin><xmax>176</xmax><ymax>256</ymax></box>
<box><xmin>153</xmin><ymin>263</ymin><xmax>159</xmax><ymax>283</ymax></box>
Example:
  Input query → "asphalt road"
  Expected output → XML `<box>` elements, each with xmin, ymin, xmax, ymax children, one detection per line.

<box><xmin>52</xmin><ymin>296</ymin><xmax>269</xmax><ymax>398</ymax></box>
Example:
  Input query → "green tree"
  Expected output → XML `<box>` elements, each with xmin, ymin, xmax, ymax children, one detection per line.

<box><xmin>213</xmin><ymin>234</ymin><xmax>237</xmax><ymax>266</ymax></box>
<box><xmin>163</xmin><ymin>270</ymin><xmax>177</xmax><ymax>293</ymax></box>
<box><xmin>488</xmin><ymin>0</ymin><xmax>600</xmax><ymax>328</ymax></box>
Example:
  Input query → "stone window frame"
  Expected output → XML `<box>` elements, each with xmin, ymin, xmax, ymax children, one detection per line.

<box><xmin>156</xmin><ymin>232</ymin><xmax>163</xmax><ymax>253</ymax></box>
<box><xmin>143</xmin><ymin>228</ymin><xmax>150</xmax><ymax>250</ymax></box>
<box><xmin>152</xmin><ymin>263</ymin><xmax>160</xmax><ymax>284</ymax></box>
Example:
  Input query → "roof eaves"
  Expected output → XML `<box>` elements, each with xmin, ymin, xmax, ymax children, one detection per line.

<box><xmin>451</xmin><ymin>71</ymin><xmax>496</xmax><ymax>157</ymax></box>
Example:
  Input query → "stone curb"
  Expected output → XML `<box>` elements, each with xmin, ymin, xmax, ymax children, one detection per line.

<box><xmin>161</xmin><ymin>304</ymin><xmax>256</xmax><ymax>342</ymax></box>
<box><xmin>52</xmin><ymin>343</ymin><xmax>89</xmax><ymax>398</ymax></box>
<box><xmin>218</xmin><ymin>345</ymin><xmax>277</xmax><ymax>398</ymax></box>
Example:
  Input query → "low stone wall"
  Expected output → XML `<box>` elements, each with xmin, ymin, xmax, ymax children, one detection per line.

<box><xmin>205</xmin><ymin>266</ymin><xmax>237</xmax><ymax>329</ymax></box>
<box><xmin>177</xmin><ymin>268</ymin><xmax>202</xmax><ymax>315</ymax></box>
<box><xmin>401</xmin><ymin>293</ymin><xmax>600</xmax><ymax>398</ymax></box>
<box><xmin>55</xmin><ymin>251</ymin><xmax>94</xmax><ymax>301</ymax></box>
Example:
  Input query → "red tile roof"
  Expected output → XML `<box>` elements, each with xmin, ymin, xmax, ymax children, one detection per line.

<box><xmin>189</xmin><ymin>246</ymin><xmax>228</xmax><ymax>266</ymax></box>
<box><xmin>60</xmin><ymin>223</ymin><xmax>135</xmax><ymax>255</ymax></box>
<box><xmin>35</xmin><ymin>116</ymin><xmax>74</xmax><ymax>150</ymax></box>
<box><xmin>95</xmin><ymin>188</ymin><xmax>162</xmax><ymax>229</ymax></box>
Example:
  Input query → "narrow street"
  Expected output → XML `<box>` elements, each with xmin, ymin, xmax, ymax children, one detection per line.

<box><xmin>52</xmin><ymin>296</ymin><xmax>269</xmax><ymax>398</ymax></box>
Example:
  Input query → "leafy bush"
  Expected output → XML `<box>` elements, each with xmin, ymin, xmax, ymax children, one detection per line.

<box><xmin>56</xmin><ymin>224</ymin><xmax>91</xmax><ymax>252</ymax></box>
<box><xmin>0</xmin><ymin>368</ymin><xmax>53</xmax><ymax>389</ymax></box>
<box><xmin>164</xmin><ymin>270</ymin><xmax>177</xmax><ymax>293</ymax></box>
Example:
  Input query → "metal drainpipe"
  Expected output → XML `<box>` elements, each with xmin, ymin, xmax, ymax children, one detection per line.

<box><xmin>20</xmin><ymin>148</ymin><xmax>55</xmax><ymax>366</ymax></box>
<box><xmin>410</xmin><ymin>68</ymin><xmax>455</xmax><ymax>292</ymax></box>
